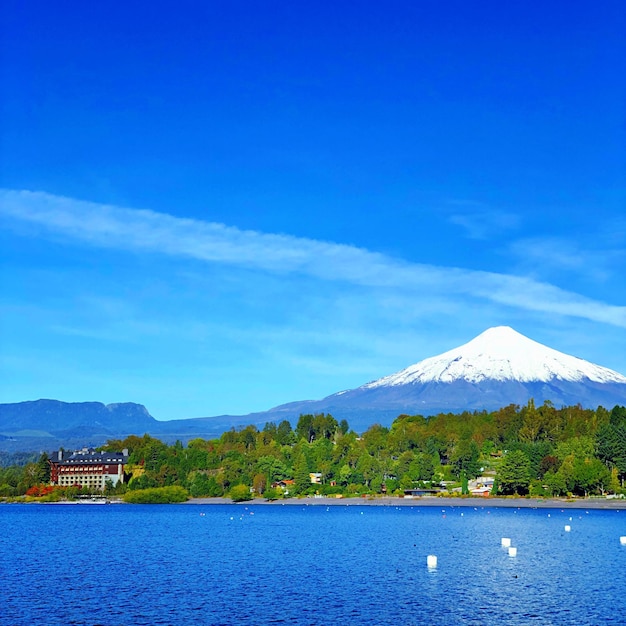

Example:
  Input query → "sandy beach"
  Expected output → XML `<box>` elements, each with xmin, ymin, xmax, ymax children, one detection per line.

<box><xmin>185</xmin><ymin>495</ymin><xmax>626</xmax><ymax>510</ymax></box>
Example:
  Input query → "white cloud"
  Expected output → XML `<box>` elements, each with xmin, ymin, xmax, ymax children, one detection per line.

<box><xmin>508</xmin><ymin>235</ymin><xmax>625</xmax><ymax>283</ymax></box>
<box><xmin>447</xmin><ymin>206</ymin><xmax>521</xmax><ymax>240</ymax></box>
<box><xmin>2</xmin><ymin>188</ymin><xmax>626</xmax><ymax>329</ymax></box>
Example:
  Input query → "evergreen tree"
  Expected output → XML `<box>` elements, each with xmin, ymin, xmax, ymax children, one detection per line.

<box><xmin>293</xmin><ymin>453</ymin><xmax>311</xmax><ymax>494</ymax></box>
<box><xmin>497</xmin><ymin>450</ymin><xmax>531</xmax><ymax>495</ymax></box>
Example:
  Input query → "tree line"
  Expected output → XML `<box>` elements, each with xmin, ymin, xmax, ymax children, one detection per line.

<box><xmin>2</xmin><ymin>401</ymin><xmax>626</xmax><ymax>500</ymax></box>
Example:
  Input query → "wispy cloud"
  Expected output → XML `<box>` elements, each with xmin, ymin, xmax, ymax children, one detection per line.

<box><xmin>508</xmin><ymin>235</ymin><xmax>625</xmax><ymax>283</ymax></box>
<box><xmin>2</xmin><ymin>189</ymin><xmax>626</xmax><ymax>328</ymax></box>
<box><xmin>446</xmin><ymin>202</ymin><xmax>521</xmax><ymax>240</ymax></box>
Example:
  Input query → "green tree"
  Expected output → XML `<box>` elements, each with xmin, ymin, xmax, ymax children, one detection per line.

<box><xmin>597</xmin><ymin>423</ymin><xmax>626</xmax><ymax>484</ymax></box>
<box><xmin>312</xmin><ymin>413</ymin><xmax>339</xmax><ymax>440</ymax></box>
<box><xmin>155</xmin><ymin>464</ymin><xmax>179</xmax><ymax>487</ymax></box>
<box><xmin>409</xmin><ymin>453</ymin><xmax>436</xmax><ymax>482</ymax></box>
<box><xmin>461</xmin><ymin>470</ymin><xmax>469</xmax><ymax>495</ymax></box>
<box><xmin>221</xmin><ymin>451</ymin><xmax>249</xmax><ymax>489</ymax></box>
<box><xmin>189</xmin><ymin>473</ymin><xmax>224</xmax><ymax>497</ymax></box>
<box><xmin>362</xmin><ymin>424</ymin><xmax>389</xmax><ymax>458</ymax></box>
<box><xmin>230</xmin><ymin>484</ymin><xmax>253</xmax><ymax>502</ymax></box>
<box><xmin>293</xmin><ymin>453</ymin><xmax>311</xmax><ymax>495</ymax></box>
<box><xmin>554</xmin><ymin>436</ymin><xmax>596</xmax><ymax>462</ymax></box>
<box><xmin>519</xmin><ymin>399</ymin><xmax>543</xmax><ymax>443</ymax></box>
<box><xmin>255</xmin><ymin>456</ymin><xmax>288</xmax><ymax>484</ymax></box>
<box><xmin>264</xmin><ymin>486</ymin><xmax>280</xmax><ymax>501</ymax></box>
<box><xmin>497</xmin><ymin>450</ymin><xmax>531</xmax><ymax>495</ymax></box>
<box><xmin>450</xmin><ymin>439</ymin><xmax>481</xmax><ymax>479</ymax></box>
<box><xmin>356</xmin><ymin>453</ymin><xmax>379</xmax><ymax>488</ymax></box>
<box><xmin>394</xmin><ymin>450</ymin><xmax>414</xmax><ymax>483</ymax></box>
<box><xmin>262</xmin><ymin>421</ymin><xmax>278</xmax><ymax>440</ymax></box>
<box><xmin>538</xmin><ymin>455</ymin><xmax>560</xmax><ymax>478</ymax></box>
<box><xmin>21</xmin><ymin>462</ymin><xmax>44</xmax><ymax>489</ymax></box>
<box><xmin>543</xmin><ymin>470</ymin><xmax>568</xmax><ymax>496</ymax></box>
<box><xmin>276</xmin><ymin>420</ymin><xmax>295</xmax><ymax>445</ymax></box>
<box><xmin>570</xmin><ymin>457</ymin><xmax>611</xmax><ymax>496</ymax></box>
<box><xmin>128</xmin><ymin>473</ymin><xmax>158</xmax><ymax>490</ymax></box>
<box><xmin>252</xmin><ymin>473</ymin><xmax>267</xmax><ymax>494</ymax></box>
<box><xmin>610</xmin><ymin>405</ymin><xmax>626</xmax><ymax>427</ymax></box>
<box><xmin>296</xmin><ymin>414</ymin><xmax>315</xmax><ymax>443</ymax></box>
<box><xmin>552</xmin><ymin>437</ymin><xmax>612</xmax><ymax>497</ymax></box>
<box><xmin>339</xmin><ymin>464</ymin><xmax>352</xmax><ymax>486</ymax></box>
<box><xmin>131</xmin><ymin>436</ymin><xmax>170</xmax><ymax>472</ymax></box>
<box><xmin>36</xmin><ymin>453</ymin><xmax>51</xmax><ymax>483</ymax></box>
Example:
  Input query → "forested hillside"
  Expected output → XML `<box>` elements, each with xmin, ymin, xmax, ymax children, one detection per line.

<box><xmin>2</xmin><ymin>402</ymin><xmax>626</xmax><ymax>500</ymax></box>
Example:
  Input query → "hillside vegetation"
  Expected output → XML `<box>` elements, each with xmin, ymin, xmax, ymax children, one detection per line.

<box><xmin>2</xmin><ymin>401</ymin><xmax>625</xmax><ymax>500</ymax></box>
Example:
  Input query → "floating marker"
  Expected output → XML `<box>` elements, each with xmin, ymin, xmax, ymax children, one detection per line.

<box><xmin>501</xmin><ymin>538</ymin><xmax>511</xmax><ymax>547</ymax></box>
<box><xmin>620</xmin><ymin>536</ymin><xmax>626</xmax><ymax>545</ymax></box>
<box><xmin>564</xmin><ymin>525</ymin><xmax>571</xmax><ymax>532</ymax></box>
<box><xmin>427</xmin><ymin>555</ymin><xmax>438</xmax><ymax>568</ymax></box>
<box><xmin>508</xmin><ymin>547</ymin><xmax>517</xmax><ymax>557</ymax></box>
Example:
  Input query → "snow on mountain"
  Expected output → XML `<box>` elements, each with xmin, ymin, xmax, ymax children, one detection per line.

<box><xmin>3</xmin><ymin>327</ymin><xmax>626</xmax><ymax>451</ymax></box>
<box><xmin>362</xmin><ymin>326</ymin><xmax>626</xmax><ymax>388</ymax></box>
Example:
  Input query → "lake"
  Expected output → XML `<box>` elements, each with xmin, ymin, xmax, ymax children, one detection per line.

<box><xmin>1</xmin><ymin>502</ymin><xmax>625</xmax><ymax>625</ymax></box>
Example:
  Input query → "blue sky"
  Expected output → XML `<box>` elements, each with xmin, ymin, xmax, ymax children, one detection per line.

<box><xmin>1</xmin><ymin>2</ymin><xmax>625</xmax><ymax>420</ymax></box>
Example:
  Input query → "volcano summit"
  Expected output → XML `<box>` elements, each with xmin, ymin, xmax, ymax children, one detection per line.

<box><xmin>2</xmin><ymin>326</ymin><xmax>626</xmax><ymax>448</ymax></box>
<box><xmin>363</xmin><ymin>326</ymin><xmax>626</xmax><ymax>387</ymax></box>
<box><xmin>266</xmin><ymin>326</ymin><xmax>626</xmax><ymax>428</ymax></box>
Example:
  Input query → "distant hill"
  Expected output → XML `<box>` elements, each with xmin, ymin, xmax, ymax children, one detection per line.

<box><xmin>0</xmin><ymin>399</ymin><xmax>157</xmax><ymax>432</ymax></box>
<box><xmin>0</xmin><ymin>399</ymin><xmax>274</xmax><ymax>452</ymax></box>
<box><xmin>0</xmin><ymin>400</ymin><xmax>159</xmax><ymax>452</ymax></box>
<box><xmin>3</xmin><ymin>327</ymin><xmax>626</xmax><ymax>452</ymax></box>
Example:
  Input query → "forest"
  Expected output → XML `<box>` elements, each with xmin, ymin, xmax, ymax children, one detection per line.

<box><xmin>1</xmin><ymin>401</ymin><xmax>626</xmax><ymax>502</ymax></box>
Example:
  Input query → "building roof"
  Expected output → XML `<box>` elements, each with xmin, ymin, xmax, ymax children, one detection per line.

<box><xmin>50</xmin><ymin>447</ymin><xmax>128</xmax><ymax>466</ymax></box>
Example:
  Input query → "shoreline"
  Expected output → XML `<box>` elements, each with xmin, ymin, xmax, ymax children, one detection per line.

<box><xmin>184</xmin><ymin>495</ymin><xmax>626</xmax><ymax>510</ymax></box>
<box><xmin>6</xmin><ymin>495</ymin><xmax>625</xmax><ymax>510</ymax></box>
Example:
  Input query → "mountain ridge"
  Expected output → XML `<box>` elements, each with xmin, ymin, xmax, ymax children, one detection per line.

<box><xmin>2</xmin><ymin>326</ymin><xmax>626</xmax><ymax>451</ymax></box>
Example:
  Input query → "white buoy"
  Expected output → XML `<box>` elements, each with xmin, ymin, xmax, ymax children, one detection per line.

<box><xmin>508</xmin><ymin>547</ymin><xmax>517</xmax><ymax>557</ymax></box>
<box><xmin>620</xmin><ymin>536</ymin><xmax>626</xmax><ymax>545</ymax></box>
<box><xmin>427</xmin><ymin>555</ymin><xmax>438</xmax><ymax>568</ymax></box>
<box><xmin>501</xmin><ymin>538</ymin><xmax>511</xmax><ymax>547</ymax></box>
<box><xmin>564</xmin><ymin>525</ymin><xmax>571</xmax><ymax>532</ymax></box>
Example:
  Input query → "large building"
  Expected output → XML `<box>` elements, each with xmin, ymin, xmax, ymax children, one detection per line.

<box><xmin>49</xmin><ymin>447</ymin><xmax>129</xmax><ymax>490</ymax></box>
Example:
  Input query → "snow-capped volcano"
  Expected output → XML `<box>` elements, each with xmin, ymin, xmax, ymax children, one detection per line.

<box><xmin>3</xmin><ymin>327</ymin><xmax>626</xmax><ymax>448</ymax></box>
<box><xmin>265</xmin><ymin>326</ymin><xmax>626</xmax><ymax>430</ymax></box>
<box><xmin>363</xmin><ymin>326</ymin><xmax>626</xmax><ymax>388</ymax></box>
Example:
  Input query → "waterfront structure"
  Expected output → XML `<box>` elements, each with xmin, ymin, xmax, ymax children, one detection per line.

<box><xmin>403</xmin><ymin>488</ymin><xmax>438</xmax><ymax>497</ymax></box>
<box><xmin>49</xmin><ymin>447</ymin><xmax>129</xmax><ymax>490</ymax></box>
<box><xmin>469</xmin><ymin>477</ymin><xmax>495</xmax><ymax>497</ymax></box>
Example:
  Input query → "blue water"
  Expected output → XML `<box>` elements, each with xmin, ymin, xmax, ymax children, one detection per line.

<box><xmin>1</xmin><ymin>503</ymin><xmax>625</xmax><ymax>625</ymax></box>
